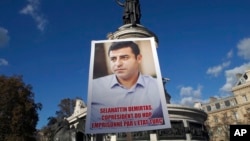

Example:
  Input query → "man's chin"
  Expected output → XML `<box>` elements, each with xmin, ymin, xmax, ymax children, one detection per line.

<box><xmin>115</xmin><ymin>74</ymin><xmax>127</xmax><ymax>79</ymax></box>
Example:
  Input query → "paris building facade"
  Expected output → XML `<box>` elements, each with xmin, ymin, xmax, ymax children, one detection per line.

<box><xmin>202</xmin><ymin>69</ymin><xmax>250</xmax><ymax>141</ymax></box>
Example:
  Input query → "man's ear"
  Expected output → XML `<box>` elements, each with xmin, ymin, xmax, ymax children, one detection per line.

<box><xmin>137</xmin><ymin>54</ymin><xmax>142</xmax><ymax>63</ymax></box>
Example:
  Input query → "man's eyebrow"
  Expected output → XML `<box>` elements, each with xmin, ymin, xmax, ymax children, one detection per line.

<box><xmin>120</xmin><ymin>55</ymin><xmax>129</xmax><ymax>57</ymax></box>
<box><xmin>110</xmin><ymin>56</ymin><xmax>117</xmax><ymax>59</ymax></box>
<box><xmin>110</xmin><ymin>54</ymin><xmax>129</xmax><ymax>57</ymax></box>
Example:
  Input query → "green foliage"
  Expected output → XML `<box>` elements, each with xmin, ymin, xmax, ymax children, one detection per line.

<box><xmin>0</xmin><ymin>75</ymin><xmax>42</xmax><ymax>141</ymax></box>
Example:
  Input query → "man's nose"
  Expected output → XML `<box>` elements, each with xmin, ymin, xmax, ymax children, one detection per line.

<box><xmin>115</xmin><ymin>58</ymin><xmax>122</xmax><ymax>66</ymax></box>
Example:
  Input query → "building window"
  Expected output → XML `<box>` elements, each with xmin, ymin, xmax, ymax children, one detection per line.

<box><xmin>225</xmin><ymin>100</ymin><xmax>230</xmax><ymax>107</ymax></box>
<box><xmin>244</xmin><ymin>73</ymin><xmax>248</xmax><ymax>79</ymax></box>
<box><xmin>215</xmin><ymin>103</ymin><xmax>220</xmax><ymax>109</ymax></box>
<box><xmin>242</xmin><ymin>95</ymin><xmax>248</xmax><ymax>102</ymax></box>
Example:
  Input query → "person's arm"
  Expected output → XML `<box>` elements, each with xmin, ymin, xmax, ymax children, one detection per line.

<box><xmin>115</xmin><ymin>0</ymin><xmax>124</xmax><ymax>7</ymax></box>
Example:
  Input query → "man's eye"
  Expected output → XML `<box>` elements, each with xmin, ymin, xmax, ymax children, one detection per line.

<box><xmin>121</xmin><ymin>56</ymin><xmax>129</xmax><ymax>60</ymax></box>
<box><xmin>111</xmin><ymin>57</ymin><xmax>117</xmax><ymax>62</ymax></box>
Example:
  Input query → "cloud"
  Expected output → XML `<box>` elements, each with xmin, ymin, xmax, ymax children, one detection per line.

<box><xmin>0</xmin><ymin>27</ymin><xmax>10</xmax><ymax>47</ymax></box>
<box><xmin>180</xmin><ymin>86</ymin><xmax>192</xmax><ymax>96</ymax></box>
<box><xmin>206</xmin><ymin>50</ymin><xmax>232</xmax><ymax>77</ymax></box>
<box><xmin>219</xmin><ymin>37</ymin><xmax>250</xmax><ymax>92</ymax></box>
<box><xmin>179</xmin><ymin>85</ymin><xmax>203</xmax><ymax>106</ymax></box>
<box><xmin>180</xmin><ymin>97</ymin><xmax>197</xmax><ymax>107</ymax></box>
<box><xmin>220</xmin><ymin>63</ymin><xmax>250</xmax><ymax>92</ymax></box>
<box><xmin>20</xmin><ymin>0</ymin><xmax>48</xmax><ymax>32</ymax></box>
<box><xmin>227</xmin><ymin>49</ymin><xmax>233</xmax><ymax>59</ymax></box>
<box><xmin>237</xmin><ymin>38</ymin><xmax>250</xmax><ymax>60</ymax></box>
<box><xmin>206</xmin><ymin>61</ymin><xmax>231</xmax><ymax>77</ymax></box>
<box><xmin>0</xmin><ymin>58</ymin><xmax>8</xmax><ymax>66</ymax></box>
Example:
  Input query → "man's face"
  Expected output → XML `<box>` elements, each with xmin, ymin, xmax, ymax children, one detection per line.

<box><xmin>109</xmin><ymin>47</ymin><xmax>142</xmax><ymax>81</ymax></box>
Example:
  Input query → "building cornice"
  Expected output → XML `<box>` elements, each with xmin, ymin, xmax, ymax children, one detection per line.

<box><xmin>232</xmin><ymin>82</ymin><xmax>250</xmax><ymax>92</ymax></box>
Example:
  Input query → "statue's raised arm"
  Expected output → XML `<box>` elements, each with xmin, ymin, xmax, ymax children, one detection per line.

<box><xmin>116</xmin><ymin>0</ymin><xmax>124</xmax><ymax>7</ymax></box>
<box><xmin>115</xmin><ymin>0</ymin><xmax>141</xmax><ymax>26</ymax></box>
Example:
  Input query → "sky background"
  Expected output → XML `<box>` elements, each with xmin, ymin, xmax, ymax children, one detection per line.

<box><xmin>1</xmin><ymin>0</ymin><xmax>250</xmax><ymax>129</ymax></box>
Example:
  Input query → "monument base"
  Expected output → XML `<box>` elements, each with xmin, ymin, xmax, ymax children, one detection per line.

<box><xmin>107</xmin><ymin>24</ymin><xmax>159</xmax><ymax>47</ymax></box>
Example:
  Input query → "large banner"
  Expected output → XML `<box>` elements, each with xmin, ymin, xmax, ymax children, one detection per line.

<box><xmin>85</xmin><ymin>37</ymin><xmax>171</xmax><ymax>133</ymax></box>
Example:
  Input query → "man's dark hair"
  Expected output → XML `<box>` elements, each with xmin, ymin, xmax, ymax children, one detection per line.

<box><xmin>108</xmin><ymin>41</ymin><xmax>140</xmax><ymax>57</ymax></box>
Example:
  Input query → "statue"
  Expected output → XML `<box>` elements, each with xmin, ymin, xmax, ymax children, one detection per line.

<box><xmin>116</xmin><ymin>0</ymin><xmax>141</xmax><ymax>26</ymax></box>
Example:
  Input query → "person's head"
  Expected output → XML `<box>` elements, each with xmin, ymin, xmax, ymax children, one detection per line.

<box><xmin>108</xmin><ymin>41</ymin><xmax>142</xmax><ymax>81</ymax></box>
<box><xmin>108</xmin><ymin>41</ymin><xmax>140</xmax><ymax>57</ymax></box>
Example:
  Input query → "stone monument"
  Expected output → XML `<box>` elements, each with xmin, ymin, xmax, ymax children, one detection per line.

<box><xmin>66</xmin><ymin>1</ymin><xmax>210</xmax><ymax>140</ymax></box>
<box><xmin>116</xmin><ymin>0</ymin><xmax>141</xmax><ymax>25</ymax></box>
<box><xmin>107</xmin><ymin>0</ymin><xmax>209</xmax><ymax>140</ymax></box>
<box><xmin>108</xmin><ymin>0</ymin><xmax>159</xmax><ymax>47</ymax></box>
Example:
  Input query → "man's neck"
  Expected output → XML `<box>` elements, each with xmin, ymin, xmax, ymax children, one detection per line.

<box><xmin>117</xmin><ymin>73</ymin><xmax>139</xmax><ymax>89</ymax></box>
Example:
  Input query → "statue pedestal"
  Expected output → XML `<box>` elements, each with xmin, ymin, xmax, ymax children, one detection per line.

<box><xmin>107</xmin><ymin>24</ymin><xmax>159</xmax><ymax>47</ymax></box>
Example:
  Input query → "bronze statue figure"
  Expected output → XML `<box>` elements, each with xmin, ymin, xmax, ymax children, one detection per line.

<box><xmin>116</xmin><ymin>0</ymin><xmax>141</xmax><ymax>25</ymax></box>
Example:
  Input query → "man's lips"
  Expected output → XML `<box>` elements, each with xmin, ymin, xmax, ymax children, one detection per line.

<box><xmin>114</xmin><ymin>68</ymin><xmax>125</xmax><ymax>72</ymax></box>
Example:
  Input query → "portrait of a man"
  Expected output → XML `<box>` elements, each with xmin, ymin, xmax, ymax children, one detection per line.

<box><xmin>85</xmin><ymin>38</ymin><xmax>170</xmax><ymax>134</ymax></box>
